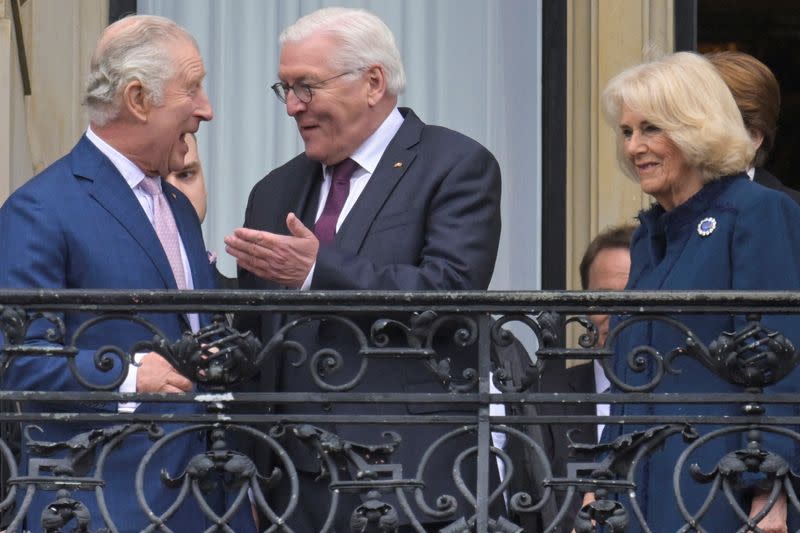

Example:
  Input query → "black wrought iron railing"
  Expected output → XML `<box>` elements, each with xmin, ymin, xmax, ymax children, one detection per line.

<box><xmin>1</xmin><ymin>290</ymin><xmax>799</xmax><ymax>532</ymax></box>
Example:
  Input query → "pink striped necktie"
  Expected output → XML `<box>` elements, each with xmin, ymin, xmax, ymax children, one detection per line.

<box><xmin>314</xmin><ymin>158</ymin><xmax>359</xmax><ymax>244</ymax></box>
<box><xmin>139</xmin><ymin>177</ymin><xmax>187</xmax><ymax>289</ymax></box>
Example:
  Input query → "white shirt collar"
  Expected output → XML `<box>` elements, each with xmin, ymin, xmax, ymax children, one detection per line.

<box><xmin>747</xmin><ymin>167</ymin><xmax>756</xmax><ymax>180</ymax></box>
<box><xmin>323</xmin><ymin>108</ymin><xmax>404</xmax><ymax>175</ymax></box>
<box><xmin>85</xmin><ymin>126</ymin><xmax>148</xmax><ymax>190</ymax></box>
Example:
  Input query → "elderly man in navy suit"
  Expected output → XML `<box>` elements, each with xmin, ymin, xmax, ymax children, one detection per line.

<box><xmin>225</xmin><ymin>6</ymin><xmax>502</xmax><ymax>531</ymax></box>
<box><xmin>0</xmin><ymin>15</ymin><xmax>253</xmax><ymax>533</ymax></box>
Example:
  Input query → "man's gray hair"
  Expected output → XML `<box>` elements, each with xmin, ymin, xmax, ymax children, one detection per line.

<box><xmin>85</xmin><ymin>15</ymin><xmax>197</xmax><ymax>126</ymax></box>
<box><xmin>280</xmin><ymin>7</ymin><xmax>406</xmax><ymax>96</ymax></box>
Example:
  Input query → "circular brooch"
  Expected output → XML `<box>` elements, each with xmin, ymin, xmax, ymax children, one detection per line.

<box><xmin>697</xmin><ymin>216</ymin><xmax>717</xmax><ymax>237</ymax></box>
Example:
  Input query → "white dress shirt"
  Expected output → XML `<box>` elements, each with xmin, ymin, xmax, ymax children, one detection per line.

<box><xmin>489</xmin><ymin>374</ymin><xmax>508</xmax><ymax>486</ymax></box>
<box><xmin>593</xmin><ymin>359</ymin><xmax>611</xmax><ymax>441</ymax></box>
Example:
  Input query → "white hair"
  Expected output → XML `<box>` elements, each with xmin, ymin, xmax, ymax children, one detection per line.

<box><xmin>280</xmin><ymin>7</ymin><xmax>406</xmax><ymax>95</ymax></box>
<box><xmin>603</xmin><ymin>51</ymin><xmax>754</xmax><ymax>182</ymax></box>
<box><xmin>84</xmin><ymin>15</ymin><xmax>197</xmax><ymax>126</ymax></box>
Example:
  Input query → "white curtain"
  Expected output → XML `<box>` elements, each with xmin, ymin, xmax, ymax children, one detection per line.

<box><xmin>138</xmin><ymin>0</ymin><xmax>542</xmax><ymax>294</ymax></box>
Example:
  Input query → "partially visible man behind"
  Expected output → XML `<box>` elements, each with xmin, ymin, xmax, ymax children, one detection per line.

<box><xmin>707</xmin><ymin>50</ymin><xmax>800</xmax><ymax>204</ymax></box>
<box><xmin>547</xmin><ymin>224</ymin><xmax>634</xmax><ymax>443</ymax></box>
<box><xmin>507</xmin><ymin>224</ymin><xmax>634</xmax><ymax>532</ymax></box>
<box><xmin>225</xmin><ymin>6</ymin><xmax>501</xmax><ymax>531</ymax></box>
<box><xmin>165</xmin><ymin>132</ymin><xmax>208</xmax><ymax>226</ymax></box>
<box><xmin>0</xmin><ymin>15</ymin><xmax>254</xmax><ymax>533</ymax></box>
<box><xmin>164</xmin><ymin>132</ymin><xmax>236</xmax><ymax>289</ymax></box>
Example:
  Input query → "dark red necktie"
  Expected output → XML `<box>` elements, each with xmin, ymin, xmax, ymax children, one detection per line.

<box><xmin>314</xmin><ymin>158</ymin><xmax>359</xmax><ymax>243</ymax></box>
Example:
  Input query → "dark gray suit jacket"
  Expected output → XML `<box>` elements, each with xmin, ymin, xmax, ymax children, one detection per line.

<box><xmin>498</xmin><ymin>345</ymin><xmax>598</xmax><ymax>532</ymax></box>
<box><xmin>237</xmin><ymin>107</ymin><xmax>502</xmax><ymax>524</ymax></box>
<box><xmin>753</xmin><ymin>167</ymin><xmax>800</xmax><ymax>205</ymax></box>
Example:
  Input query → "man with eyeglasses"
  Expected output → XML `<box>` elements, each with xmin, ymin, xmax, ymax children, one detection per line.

<box><xmin>225</xmin><ymin>6</ymin><xmax>502</xmax><ymax>532</ymax></box>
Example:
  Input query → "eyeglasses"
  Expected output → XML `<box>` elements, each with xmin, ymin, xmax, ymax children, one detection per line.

<box><xmin>270</xmin><ymin>69</ymin><xmax>362</xmax><ymax>104</ymax></box>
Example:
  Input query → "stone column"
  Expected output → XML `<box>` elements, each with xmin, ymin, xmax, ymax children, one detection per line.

<box><xmin>565</xmin><ymin>0</ymin><xmax>674</xmax><ymax>290</ymax></box>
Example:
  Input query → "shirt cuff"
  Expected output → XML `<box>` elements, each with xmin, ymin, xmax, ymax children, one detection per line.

<box><xmin>300</xmin><ymin>262</ymin><xmax>317</xmax><ymax>290</ymax></box>
<box><xmin>118</xmin><ymin>352</ymin><xmax>146</xmax><ymax>413</ymax></box>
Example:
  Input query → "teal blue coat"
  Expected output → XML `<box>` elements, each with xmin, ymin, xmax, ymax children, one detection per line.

<box><xmin>607</xmin><ymin>174</ymin><xmax>800</xmax><ymax>532</ymax></box>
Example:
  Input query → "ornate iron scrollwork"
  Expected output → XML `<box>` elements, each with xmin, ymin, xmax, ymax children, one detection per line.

<box><xmin>137</xmin><ymin>316</ymin><xmax>263</xmax><ymax>391</ymax></box>
<box><xmin>696</xmin><ymin>317</ymin><xmax>798</xmax><ymax>388</ymax></box>
<box><xmin>3</xmin><ymin>290</ymin><xmax>800</xmax><ymax>532</ymax></box>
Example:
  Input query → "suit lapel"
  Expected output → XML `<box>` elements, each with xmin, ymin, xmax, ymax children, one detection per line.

<box><xmin>296</xmin><ymin>164</ymin><xmax>323</xmax><ymax>230</ymax></box>
<box><xmin>71</xmin><ymin>136</ymin><xmax>177</xmax><ymax>289</ymax></box>
<box><xmin>335</xmin><ymin>108</ymin><xmax>422</xmax><ymax>254</ymax></box>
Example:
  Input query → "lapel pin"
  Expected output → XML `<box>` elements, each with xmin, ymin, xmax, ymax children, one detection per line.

<box><xmin>697</xmin><ymin>216</ymin><xmax>716</xmax><ymax>237</ymax></box>
<box><xmin>393</xmin><ymin>161</ymin><xmax>403</xmax><ymax>168</ymax></box>
<box><xmin>171</xmin><ymin>192</ymin><xmax>177</xmax><ymax>200</ymax></box>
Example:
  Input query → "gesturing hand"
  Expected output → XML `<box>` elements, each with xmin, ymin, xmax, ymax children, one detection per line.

<box><xmin>224</xmin><ymin>212</ymin><xmax>319</xmax><ymax>288</ymax></box>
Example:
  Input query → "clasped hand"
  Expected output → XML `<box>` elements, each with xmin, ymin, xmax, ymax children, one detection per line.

<box><xmin>136</xmin><ymin>352</ymin><xmax>192</xmax><ymax>393</ymax></box>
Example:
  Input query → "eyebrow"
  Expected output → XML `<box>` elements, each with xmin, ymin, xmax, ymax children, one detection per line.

<box><xmin>619</xmin><ymin>120</ymin><xmax>652</xmax><ymax>128</ymax></box>
<box><xmin>184</xmin><ymin>70</ymin><xmax>206</xmax><ymax>86</ymax></box>
<box><xmin>175</xmin><ymin>162</ymin><xmax>200</xmax><ymax>176</ymax></box>
<box><xmin>280</xmin><ymin>74</ymin><xmax>321</xmax><ymax>85</ymax></box>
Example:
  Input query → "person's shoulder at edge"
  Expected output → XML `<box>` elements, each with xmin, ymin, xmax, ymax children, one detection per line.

<box><xmin>4</xmin><ymin>151</ymin><xmax>76</xmax><ymax>202</ymax></box>
<box><xmin>721</xmin><ymin>171</ymin><xmax>800</xmax><ymax>218</ymax></box>
<box><xmin>416</xmin><ymin>120</ymin><xmax>498</xmax><ymax>160</ymax></box>
<box><xmin>754</xmin><ymin>167</ymin><xmax>800</xmax><ymax>206</ymax></box>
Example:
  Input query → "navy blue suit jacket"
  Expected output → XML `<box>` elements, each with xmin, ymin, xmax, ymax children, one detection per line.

<box><xmin>237</xmin><ymin>108</ymin><xmax>502</xmax><ymax>525</ymax></box>
<box><xmin>0</xmin><ymin>135</ymin><xmax>219</xmax><ymax>532</ymax></box>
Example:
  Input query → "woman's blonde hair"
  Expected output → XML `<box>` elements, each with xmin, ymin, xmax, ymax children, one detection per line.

<box><xmin>602</xmin><ymin>51</ymin><xmax>754</xmax><ymax>182</ymax></box>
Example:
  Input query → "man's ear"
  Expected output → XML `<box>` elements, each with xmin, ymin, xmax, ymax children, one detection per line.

<box><xmin>750</xmin><ymin>129</ymin><xmax>764</xmax><ymax>151</ymax></box>
<box><xmin>122</xmin><ymin>80</ymin><xmax>149</xmax><ymax>122</ymax></box>
<box><xmin>365</xmin><ymin>65</ymin><xmax>387</xmax><ymax>106</ymax></box>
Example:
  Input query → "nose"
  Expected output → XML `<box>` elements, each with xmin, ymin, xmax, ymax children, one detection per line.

<box><xmin>285</xmin><ymin>90</ymin><xmax>307</xmax><ymax>117</ymax></box>
<box><xmin>195</xmin><ymin>87</ymin><xmax>214</xmax><ymax>122</ymax></box>
<box><xmin>625</xmin><ymin>130</ymin><xmax>647</xmax><ymax>156</ymax></box>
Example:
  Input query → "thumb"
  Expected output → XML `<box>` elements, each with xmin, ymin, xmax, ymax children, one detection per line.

<box><xmin>286</xmin><ymin>212</ymin><xmax>314</xmax><ymax>238</ymax></box>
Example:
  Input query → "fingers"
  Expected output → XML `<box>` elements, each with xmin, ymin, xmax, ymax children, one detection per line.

<box><xmin>286</xmin><ymin>212</ymin><xmax>313</xmax><ymax>238</ymax></box>
<box><xmin>167</xmin><ymin>370</ymin><xmax>193</xmax><ymax>392</ymax></box>
<box><xmin>161</xmin><ymin>383</ymin><xmax>188</xmax><ymax>394</ymax></box>
<box><xmin>225</xmin><ymin>238</ymin><xmax>274</xmax><ymax>279</ymax></box>
<box><xmin>137</xmin><ymin>352</ymin><xmax>192</xmax><ymax>393</ymax></box>
<box><xmin>225</xmin><ymin>228</ymin><xmax>281</xmax><ymax>274</ymax></box>
<box><xmin>225</xmin><ymin>229</ymin><xmax>272</xmax><ymax>258</ymax></box>
<box><xmin>231</xmin><ymin>227</ymin><xmax>275</xmax><ymax>246</ymax></box>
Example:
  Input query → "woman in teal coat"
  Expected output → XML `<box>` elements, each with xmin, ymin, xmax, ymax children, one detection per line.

<box><xmin>599</xmin><ymin>52</ymin><xmax>800</xmax><ymax>533</ymax></box>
